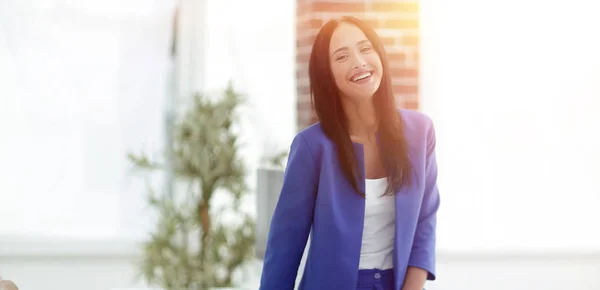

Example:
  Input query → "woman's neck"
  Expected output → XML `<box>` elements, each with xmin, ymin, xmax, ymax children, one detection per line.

<box><xmin>342</xmin><ymin>98</ymin><xmax>378</xmax><ymax>143</ymax></box>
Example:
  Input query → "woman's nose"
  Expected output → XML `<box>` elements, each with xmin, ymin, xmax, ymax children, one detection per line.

<box><xmin>352</xmin><ymin>56</ymin><xmax>367</xmax><ymax>69</ymax></box>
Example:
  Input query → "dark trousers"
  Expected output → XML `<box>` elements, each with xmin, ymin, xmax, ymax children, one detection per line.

<box><xmin>356</xmin><ymin>268</ymin><xmax>394</xmax><ymax>290</ymax></box>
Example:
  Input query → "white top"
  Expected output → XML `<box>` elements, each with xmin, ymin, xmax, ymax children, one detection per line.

<box><xmin>358</xmin><ymin>177</ymin><xmax>396</xmax><ymax>270</ymax></box>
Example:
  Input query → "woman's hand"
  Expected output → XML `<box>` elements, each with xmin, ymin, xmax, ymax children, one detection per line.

<box><xmin>401</xmin><ymin>266</ymin><xmax>427</xmax><ymax>290</ymax></box>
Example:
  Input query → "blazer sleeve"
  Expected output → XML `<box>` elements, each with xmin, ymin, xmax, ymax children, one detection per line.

<box><xmin>408</xmin><ymin>116</ymin><xmax>441</xmax><ymax>281</ymax></box>
<box><xmin>259</xmin><ymin>134</ymin><xmax>318</xmax><ymax>290</ymax></box>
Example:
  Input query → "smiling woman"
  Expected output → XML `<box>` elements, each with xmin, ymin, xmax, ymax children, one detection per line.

<box><xmin>309</xmin><ymin>16</ymin><xmax>414</xmax><ymax>198</ymax></box>
<box><xmin>259</xmin><ymin>16</ymin><xmax>439</xmax><ymax>290</ymax></box>
<box><xmin>329</xmin><ymin>30</ymin><xmax>383</xmax><ymax>102</ymax></box>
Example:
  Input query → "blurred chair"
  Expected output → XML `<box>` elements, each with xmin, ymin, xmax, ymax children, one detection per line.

<box><xmin>255</xmin><ymin>167</ymin><xmax>284</xmax><ymax>259</ymax></box>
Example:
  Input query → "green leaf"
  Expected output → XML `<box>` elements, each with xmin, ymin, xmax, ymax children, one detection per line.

<box><xmin>126</xmin><ymin>81</ymin><xmax>256</xmax><ymax>290</ymax></box>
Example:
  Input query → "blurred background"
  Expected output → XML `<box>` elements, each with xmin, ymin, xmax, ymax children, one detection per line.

<box><xmin>1</xmin><ymin>0</ymin><xmax>599</xmax><ymax>289</ymax></box>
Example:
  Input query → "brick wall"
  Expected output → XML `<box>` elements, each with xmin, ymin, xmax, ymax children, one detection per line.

<box><xmin>296</xmin><ymin>0</ymin><xmax>420</xmax><ymax>131</ymax></box>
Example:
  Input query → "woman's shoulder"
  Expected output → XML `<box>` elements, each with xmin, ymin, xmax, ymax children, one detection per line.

<box><xmin>287</xmin><ymin>122</ymin><xmax>330</xmax><ymax>161</ymax></box>
<box><xmin>286</xmin><ymin>109</ymin><xmax>436</xmax><ymax>155</ymax></box>
<box><xmin>289</xmin><ymin>109</ymin><xmax>436</xmax><ymax>144</ymax></box>
<box><xmin>397</xmin><ymin>108</ymin><xmax>436</xmax><ymax>138</ymax></box>
<box><xmin>294</xmin><ymin>121</ymin><xmax>328</xmax><ymax>145</ymax></box>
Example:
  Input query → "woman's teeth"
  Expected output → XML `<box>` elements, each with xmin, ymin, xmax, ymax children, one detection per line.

<box><xmin>352</xmin><ymin>72</ymin><xmax>371</xmax><ymax>82</ymax></box>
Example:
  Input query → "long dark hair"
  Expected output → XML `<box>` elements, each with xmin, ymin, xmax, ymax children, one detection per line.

<box><xmin>308</xmin><ymin>16</ymin><xmax>412</xmax><ymax>197</ymax></box>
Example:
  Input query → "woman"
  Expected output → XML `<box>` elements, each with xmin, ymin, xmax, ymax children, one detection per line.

<box><xmin>259</xmin><ymin>16</ymin><xmax>440</xmax><ymax>290</ymax></box>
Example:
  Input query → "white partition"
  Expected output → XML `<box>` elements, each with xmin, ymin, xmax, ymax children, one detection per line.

<box><xmin>255</xmin><ymin>168</ymin><xmax>285</xmax><ymax>259</ymax></box>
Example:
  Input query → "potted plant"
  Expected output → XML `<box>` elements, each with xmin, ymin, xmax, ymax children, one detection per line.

<box><xmin>128</xmin><ymin>82</ymin><xmax>255</xmax><ymax>290</ymax></box>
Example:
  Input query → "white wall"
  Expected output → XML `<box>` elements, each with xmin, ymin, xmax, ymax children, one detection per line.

<box><xmin>0</xmin><ymin>235</ymin><xmax>263</xmax><ymax>290</ymax></box>
<box><xmin>0</xmin><ymin>236</ymin><xmax>146</xmax><ymax>290</ymax></box>
<box><xmin>0</xmin><ymin>0</ymin><xmax>296</xmax><ymax>239</ymax></box>
<box><xmin>0</xmin><ymin>0</ymin><xmax>296</xmax><ymax>289</ymax></box>
<box><xmin>0</xmin><ymin>0</ymin><xmax>175</xmax><ymax>239</ymax></box>
<box><xmin>420</xmin><ymin>0</ymin><xmax>600</xmax><ymax>252</ymax></box>
<box><xmin>203</xmin><ymin>0</ymin><xmax>297</xmax><ymax>216</ymax></box>
<box><xmin>427</xmin><ymin>252</ymin><xmax>600</xmax><ymax>290</ymax></box>
<box><xmin>419</xmin><ymin>1</ymin><xmax>600</xmax><ymax>288</ymax></box>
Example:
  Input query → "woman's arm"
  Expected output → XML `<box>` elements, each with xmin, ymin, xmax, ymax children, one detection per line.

<box><xmin>406</xmin><ymin>116</ymin><xmax>441</xmax><ymax>284</ymax></box>
<box><xmin>259</xmin><ymin>134</ymin><xmax>318</xmax><ymax>290</ymax></box>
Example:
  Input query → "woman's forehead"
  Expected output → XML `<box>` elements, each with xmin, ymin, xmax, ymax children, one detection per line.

<box><xmin>329</xmin><ymin>23</ymin><xmax>369</xmax><ymax>53</ymax></box>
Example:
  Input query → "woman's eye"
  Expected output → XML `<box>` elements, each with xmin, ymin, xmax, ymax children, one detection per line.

<box><xmin>336</xmin><ymin>55</ymin><xmax>348</xmax><ymax>61</ymax></box>
<box><xmin>361</xmin><ymin>46</ymin><xmax>372</xmax><ymax>53</ymax></box>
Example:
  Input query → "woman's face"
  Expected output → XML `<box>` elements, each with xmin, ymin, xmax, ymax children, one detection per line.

<box><xmin>328</xmin><ymin>22</ymin><xmax>383</xmax><ymax>101</ymax></box>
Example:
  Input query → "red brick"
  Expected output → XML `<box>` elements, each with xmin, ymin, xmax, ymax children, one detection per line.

<box><xmin>393</xmin><ymin>85</ymin><xmax>419</xmax><ymax>95</ymax></box>
<box><xmin>296</xmin><ymin>69</ymin><xmax>309</xmax><ymax>79</ymax></box>
<box><xmin>297</xmin><ymin>35</ymin><xmax>317</xmax><ymax>47</ymax></box>
<box><xmin>297</xmin><ymin>93</ymin><xmax>311</xmax><ymax>104</ymax></box>
<box><xmin>310</xmin><ymin>18</ymin><xmax>324</xmax><ymax>29</ymax></box>
<box><xmin>296</xmin><ymin>102</ymin><xmax>316</xmax><ymax>124</ymax></box>
<box><xmin>297</xmin><ymin>100</ymin><xmax>312</xmax><ymax>110</ymax></box>
<box><xmin>371</xmin><ymin>2</ymin><xmax>419</xmax><ymax>13</ymax></box>
<box><xmin>364</xmin><ymin>18</ymin><xmax>382</xmax><ymax>28</ymax></box>
<box><xmin>297</xmin><ymin>2</ymin><xmax>312</xmax><ymax>16</ymax></box>
<box><xmin>298</xmin><ymin>86</ymin><xmax>311</xmax><ymax>95</ymax></box>
<box><xmin>296</xmin><ymin>53</ymin><xmax>311</xmax><ymax>63</ymax></box>
<box><xmin>298</xmin><ymin>17</ymin><xmax>324</xmax><ymax>30</ymax></box>
<box><xmin>400</xmin><ymin>100</ymin><xmax>419</xmax><ymax>110</ymax></box>
<box><xmin>387</xmin><ymin>52</ymin><xmax>406</xmax><ymax>62</ymax></box>
<box><xmin>384</xmin><ymin>19</ymin><xmax>419</xmax><ymax>29</ymax></box>
<box><xmin>388</xmin><ymin>62</ymin><xmax>408</xmax><ymax>71</ymax></box>
<box><xmin>380</xmin><ymin>37</ymin><xmax>396</xmax><ymax>46</ymax></box>
<box><xmin>401</xmin><ymin>35</ymin><xmax>419</xmax><ymax>46</ymax></box>
<box><xmin>390</xmin><ymin>68</ymin><xmax>419</xmax><ymax>78</ymax></box>
<box><xmin>312</xmin><ymin>2</ymin><xmax>366</xmax><ymax>13</ymax></box>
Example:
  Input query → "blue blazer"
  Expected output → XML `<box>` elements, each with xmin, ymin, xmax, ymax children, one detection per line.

<box><xmin>259</xmin><ymin>109</ymin><xmax>440</xmax><ymax>290</ymax></box>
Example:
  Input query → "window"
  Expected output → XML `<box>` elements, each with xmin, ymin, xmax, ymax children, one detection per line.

<box><xmin>0</xmin><ymin>3</ymin><xmax>173</xmax><ymax>239</ymax></box>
